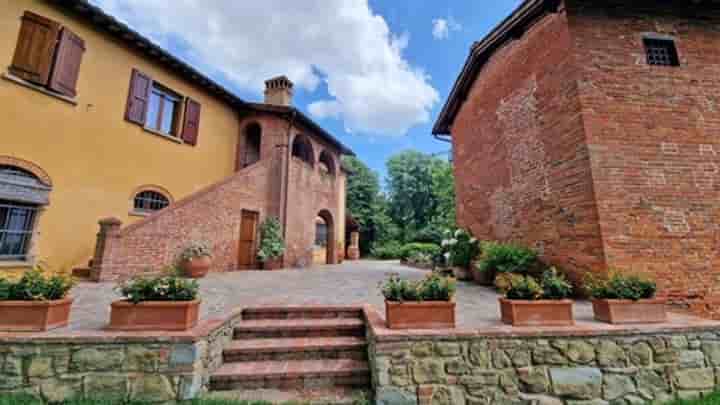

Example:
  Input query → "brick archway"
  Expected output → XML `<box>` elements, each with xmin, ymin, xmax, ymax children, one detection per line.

<box><xmin>317</xmin><ymin>209</ymin><xmax>335</xmax><ymax>265</ymax></box>
<box><xmin>0</xmin><ymin>156</ymin><xmax>52</xmax><ymax>187</ymax></box>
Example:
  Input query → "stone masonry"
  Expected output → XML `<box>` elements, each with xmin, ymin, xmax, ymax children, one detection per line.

<box><xmin>371</xmin><ymin>331</ymin><xmax>720</xmax><ymax>405</ymax></box>
<box><xmin>443</xmin><ymin>0</ymin><xmax>720</xmax><ymax>299</ymax></box>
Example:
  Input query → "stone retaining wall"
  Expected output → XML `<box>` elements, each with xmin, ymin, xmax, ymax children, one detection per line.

<box><xmin>0</xmin><ymin>316</ymin><xmax>236</xmax><ymax>403</ymax></box>
<box><xmin>370</xmin><ymin>331</ymin><xmax>720</xmax><ymax>405</ymax></box>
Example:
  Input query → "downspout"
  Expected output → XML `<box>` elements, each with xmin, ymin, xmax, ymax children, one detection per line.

<box><xmin>281</xmin><ymin>110</ymin><xmax>297</xmax><ymax>240</ymax></box>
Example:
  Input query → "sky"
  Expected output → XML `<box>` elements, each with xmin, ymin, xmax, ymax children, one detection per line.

<box><xmin>91</xmin><ymin>0</ymin><xmax>524</xmax><ymax>180</ymax></box>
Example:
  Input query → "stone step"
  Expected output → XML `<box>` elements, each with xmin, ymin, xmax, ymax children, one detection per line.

<box><xmin>233</xmin><ymin>318</ymin><xmax>366</xmax><ymax>339</ymax></box>
<box><xmin>243</xmin><ymin>305</ymin><xmax>364</xmax><ymax>320</ymax></box>
<box><xmin>223</xmin><ymin>337</ymin><xmax>367</xmax><ymax>362</ymax></box>
<box><xmin>71</xmin><ymin>266</ymin><xmax>92</xmax><ymax>279</ymax></box>
<box><xmin>203</xmin><ymin>387</ymin><xmax>370</xmax><ymax>405</ymax></box>
<box><xmin>209</xmin><ymin>359</ymin><xmax>370</xmax><ymax>391</ymax></box>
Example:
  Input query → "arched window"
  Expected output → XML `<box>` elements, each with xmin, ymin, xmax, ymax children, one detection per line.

<box><xmin>318</xmin><ymin>151</ymin><xmax>335</xmax><ymax>176</ymax></box>
<box><xmin>133</xmin><ymin>190</ymin><xmax>170</xmax><ymax>213</ymax></box>
<box><xmin>242</xmin><ymin>122</ymin><xmax>262</xmax><ymax>168</ymax></box>
<box><xmin>0</xmin><ymin>165</ymin><xmax>50</xmax><ymax>262</ymax></box>
<box><xmin>291</xmin><ymin>134</ymin><xmax>314</xmax><ymax>166</ymax></box>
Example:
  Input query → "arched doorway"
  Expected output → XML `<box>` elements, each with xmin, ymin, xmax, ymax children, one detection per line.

<box><xmin>241</xmin><ymin>122</ymin><xmax>262</xmax><ymax>168</ymax></box>
<box><xmin>313</xmin><ymin>210</ymin><xmax>335</xmax><ymax>265</ymax></box>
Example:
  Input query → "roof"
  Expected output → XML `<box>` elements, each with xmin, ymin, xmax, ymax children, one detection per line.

<box><xmin>432</xmin><ymin>0</ymin><xmax>560</xmax><ymax>135</ymax></box>
<box><xmin>49</xmin><ymin>0</ymin><xmax>353</xmax><ymax>155</ymax></box>
<box><xmin>246</xmin><ymin>103</ymin><xmax>355</xmax><ymax>156</ymax></box>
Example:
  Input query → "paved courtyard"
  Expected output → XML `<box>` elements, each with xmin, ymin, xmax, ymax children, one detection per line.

<box><xmin>64</xmin><ymin>260</ymin><xmax>597</xmax><ymax>331</ymax></box>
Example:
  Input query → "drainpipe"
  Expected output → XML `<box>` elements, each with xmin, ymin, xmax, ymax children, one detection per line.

<box><xmin>281</xmin><ymin>110</ymin><xmax>297</xmax><ymax>240</ymax></box>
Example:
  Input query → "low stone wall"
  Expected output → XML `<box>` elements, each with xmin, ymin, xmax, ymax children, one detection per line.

<box><xmin>366</xmin><ymin>309</ymin><xmax>720</xmax><ymax>405</ymax></box>
<box><xmin>0</xmin><ymin>313</ymin><xmax>238</xmax><ymax>403</ymax></box>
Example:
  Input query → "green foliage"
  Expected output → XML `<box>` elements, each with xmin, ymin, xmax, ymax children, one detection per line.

<box><xmin>117</xmin><ymin>275</ymin><xmax>199</xmax><ymax>304</ymax></box>
<box><xmin>381</xmin><ymin>272</ymin><xmax>456</xmax><ymax>302</ymax></box>
<box><xmin>0</xmin><ymin>268</ymin><xmax>74</xmax><ymax>301</ymax></box>
<box><xmin>477</xmin><ymin>242</ymin><xmax>539</xmax><ymax>279</ymax></box>
<box><xmin>399</xmin><ymin>243</ymin><xmax>441</xmax><ymax>262</ymax></box>
<box><xmin>441</xmin><ymin>228</ymin><xmax>480</xmax><ymax>268</ymax></box>
<box><xmin>663</xmin><ymin>392</ymin><xmax>720</xmax><ymax>404</ymax></box>
<box><xmin>370</xmin><ymin>240</ymin><xmax>403</xmax><ymax>260</ymax></box>
<box><xmin>257</xmin><ymin>217</ymin><xmax>285</xmax><ymax>261</ymax></box>
<box><xmin>179</xmin><ymin>240</ymin><xmax>212</xmax><ymax>261</ymax></box>
<box><xmin>584</xmin><ymin>271</ymin><xmax>657</xmax><ymax>300</ymax></box>
<box><xmin>540</xmin><ymin>267</ymin><xmax>573</xmax><ymax>299</ymax></box>
<box><xmin>503</xmin><ymin>268</ymin><xmax>573</xmax><ymax>300</ymax></box>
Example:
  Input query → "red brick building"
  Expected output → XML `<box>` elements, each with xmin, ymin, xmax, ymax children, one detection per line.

<box><xmin>434</xmin><ymin>0</ymin><xmax>720</xmax><ymax>300</ymax></box>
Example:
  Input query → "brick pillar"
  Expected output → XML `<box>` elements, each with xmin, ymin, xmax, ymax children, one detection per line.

<box><xmin>347</xmin><ymin>231</ymin><xmax>360</xmax><ymax>260</ymax></box>
<box><xmin>90</xmin><ymin>217</ymin><xmax>122</xmax><ymax>282</ymax></box>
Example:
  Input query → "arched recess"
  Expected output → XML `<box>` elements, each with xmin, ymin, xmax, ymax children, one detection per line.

<box><xmin>0</xmin><ymin>156</ymin><xmax>52</xmax><ymax>187</ymax></box>
<box><xmin>316</xmin><ymin>209</ymin><xmax>335</xmax><ymax>265</ymax></box>
<box><xmin>130</xmin><ymin>185</ymin><xmax>173</xmax><ymax>214</ymax></box>
<box><xmin>291</xmin><ymin>134</ymin><xmax>315</xmax><ymax>166</ymax></box>
<box><xmin>241</xmin><ymin>122</ymin><xmax>262</xmax><ymax>168</ymax></box>
<box><xmin>318</xmin><ymin>150</ymin><xmax>336</xmax><ymax>176</ymax></box>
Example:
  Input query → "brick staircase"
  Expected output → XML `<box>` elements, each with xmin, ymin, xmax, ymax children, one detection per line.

<box><xmin>209</xmin><ymin>306</ymin><xmax>371</xmax><ymax>404</ymax></box>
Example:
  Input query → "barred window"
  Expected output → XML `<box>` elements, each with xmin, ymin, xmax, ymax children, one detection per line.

<box><xmin>133</xmin><ymin>191</ymin><xmax>170</xmax><ymax>213</ymax></box>
<box><xmin>644</xmin><ymin>38</ymin><xmax>679</xmax><ymax>67</ymax></box>
<box><xmin>0</xmin><ymin>201</ymin><xmax>37</xmax><ymax>261</ymax></box>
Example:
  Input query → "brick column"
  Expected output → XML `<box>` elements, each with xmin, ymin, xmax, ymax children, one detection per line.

<box><xmin>347</xmin><ymin>231</ymin><xmax>360</xmax><ymax>260</ymax></box>
<box><xmin>90</xmin><ymin>217</ymin><xmax>122</xmax><ymax>282</ymax></box>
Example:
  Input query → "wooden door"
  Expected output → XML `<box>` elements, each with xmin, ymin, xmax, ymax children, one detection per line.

<box><xmin>238</xmin><ymin>210</ymin><xmax>259</xmax><ymax>269</ymax></box>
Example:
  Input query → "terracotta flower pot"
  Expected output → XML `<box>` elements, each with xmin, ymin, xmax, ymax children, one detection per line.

<box><xmin>592</xmin><ymin>298</ymin><xmax>667</xmax><ymax>324</ymax></box>
<box><xmin>385</xmin><ymin>300</ymin><xmax>456</xmax><ymax>329</ymax></box>
<box><xmin>183</xmin><ymin>256</ymin><xmax>212</xmax><ymax>278</ymax></box>
<box><xmin>108</xmin><ymin>299</ymin><xmax>200</xmax><ymax>331</ymax></box>
<box><xmin>262</xmin><ymin>258</ymin><xmax>283</xmax><ymax>270</ymax></box>
<box><xmin>499</xmin><ymin>298</ymin><xmax>574</xmax><ymax>326</ymax></box>
<box><xmin>473</xmin><ymin>267</ymin><xmax>493</xmax><ymax>286</ymax></box>
<box><xmin>0</xmin><ymin>298</ymin><xmax>73</xmax><ymax>332</ymax></box>
<box><xmin>452</xmin><ymin>266</ymin><xmax>472</xmax><ymax>281</ymax></box>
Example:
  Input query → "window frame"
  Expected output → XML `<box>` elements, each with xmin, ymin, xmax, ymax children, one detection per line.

<box><xmin>132</xmin><ymin>190</ymin><xmax>171</xmax><ymax>215</ymax></box>
<box><xmin>643</xmin><ymin>37</ymin><xmax>680</xmax><ymax>67</ymax></box>
<box><xmin>144</xmin><ymin>83</ymin><xmax>183</xmax><ymax>138</ymax></box>
<box><xmin>0</xmin><ymin>201</ymin><xmax>38</xmax><ymax>263</ymax></box>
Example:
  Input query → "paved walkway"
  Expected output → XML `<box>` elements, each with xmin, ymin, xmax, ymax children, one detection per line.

<box><xmin>65</xmin><ymin>260</ymin><xmax>595</xmax><ymax>331</ymax></box>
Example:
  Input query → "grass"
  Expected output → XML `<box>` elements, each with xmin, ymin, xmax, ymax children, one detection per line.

<box><xmin>665</xmin><ymin>392</ymin><xmax>720</xmax><ymax>405</ymax></box>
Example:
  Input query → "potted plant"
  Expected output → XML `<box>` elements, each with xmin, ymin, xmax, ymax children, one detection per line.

<box><xmin>257</xmin><ymin>217</ymin><xmax>285</xmax><ymax>270</ymax></box>
<box><xmin>0</xmin><ymin>269</ymin><xmax>75</xmax><ymax>332</ymax></box>
<box><xmin>442</xmin><ymin>229</ymin><xmax>479</xmax><ymax>281</ymax></box>
<box><xmin>382</xmin><ymin>272</ymin><xmax>457</xmax><ymax>329</ymax></box>
<box><xmin>585</xmin><ymin>272</ymin><xmax>666</xmax><ymax>324</ymax></box>
<box><xmin>499</xmin><ymin>268</ymin><xmax>574</xmax><ymax>326</ymax></box>
<box><xmin>109</xmin><ymin>275</ymin><xmax>200</xmax><ymax>331</ymax></box>
<box><xmin>179</xmin><ymin>241</ymin><xmax>212</xmax><ymax>278</ymax></box>
<box><xmin>476</xmin><ymin>241</ymin><xmax>539</xmax><ymax>286</ymax></box>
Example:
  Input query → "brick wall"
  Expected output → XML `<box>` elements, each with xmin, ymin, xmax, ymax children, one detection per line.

<box><xmin>569</xmin><ymin>0</ymin><xmax>720</xmax><ymax>298</ymax></box>
<box><xmin>451</xmin><ymin>8</ymin><xmax>606</xmax><ymax>284</ymax></box>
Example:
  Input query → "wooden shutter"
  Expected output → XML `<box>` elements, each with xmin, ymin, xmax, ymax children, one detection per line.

<box><xmin>181</xmin><ymin>98</ymin><xmax>201</xmax><ymax>145</ymax></box>
<box><xmin>125</xmin><ymin>69</ymin><xmax>152</xmax><ymax>125</ymax></box>
<box><xmin>48</xmin><ymin>27</ymin><xmax>85</xmax><ymax>97</ymax></box>
<box><xmin>9</xmin><ymin>12</ymin><xmax>61</xmax><ymax>85</ymax></box>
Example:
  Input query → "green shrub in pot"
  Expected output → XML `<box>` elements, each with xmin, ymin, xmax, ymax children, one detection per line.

<box><xmin>477</xmin><ymin>242</ymin><xmax>539</xmax><ymax>281</ymax></box>
<box><xmin>584</xmin><ymin>271</ymin><xmax>656</xmax><ymax>300</ymax></box>
<box><xmin>257</xmin><ymin>217</ymin><xmax>285</xmax><ymax>262</ymax></box>
<box><xmin>503</xmin><ymin>268</ymin><xmax>572</xmax><ymax>300</ymax></box>
<box><xmin>0</xmin><ymin>269</ymin><xmax>74</xmax><ymax>301</ymax></box>
<box><xmin>380</xmin><ymin>272</ymin><xmax>456</xmax><ymax>302</ymax></box>
<box><xmin>117</xmin><ymin>275</ymin><xmax>199</xmax><ymax>304</ymax></box>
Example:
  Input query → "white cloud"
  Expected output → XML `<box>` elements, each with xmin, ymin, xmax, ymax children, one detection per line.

<box><xmin>91</xmin><ymin>0</ymin><xmax>438</xmax><ymax>136</ymax></box>
<box><xmin>432</xmin><ymin>17</ymin><xmax>462</xmax><ymax>40</ymax></box>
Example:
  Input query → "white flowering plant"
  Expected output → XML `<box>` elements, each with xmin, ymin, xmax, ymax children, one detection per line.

<box><xmin>441</xmin><ymin>228</ymin><xmax>480</xmax><ymax>269</ymax></box>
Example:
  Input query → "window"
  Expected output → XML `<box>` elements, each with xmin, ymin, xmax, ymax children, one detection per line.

<box><xmin>315</xmin><ymin>219</ymin><xmax>328</xmax><ymax>247</ymax></box>
<box><xmin>9</xmin><ymin>11</ymin><xmax>85</xmax><ymax>97</ymax></box>
<box><xmin>291</xmin><ymin>135</ymin><xmax>315</xmax><ymax>166</ymax></box>
<box><xmin>242</xmin><ymin>123</ymin><xmax>262</xmax><ymax>168</ymax></box>
<box><xmin>644</xmin><ymin>38</ymin><xmax>679</xmax><ymax>67</ymax></box>
<box><xmin>0</xmin><ymin>201</ymin><xmax>37</xmax><ymax>262</ymax></box>
<box><xmin>125</xmin><ymin>69</ymin><xmax>202</xmax><ymax>145</ymax></box>
<box><xmin>146</xmin><ymin>85</ymin><xmax>181</xmax><ymax>136</ymax></box>
<box><xmin>133</xmin><ymin>191</ymin><xmax>170</xmax><ymax>213</ymax></box>
<box><xmin>318</xmin><ymin>151</ymin><xmax>335</xmax><ymax>176</ymax></box>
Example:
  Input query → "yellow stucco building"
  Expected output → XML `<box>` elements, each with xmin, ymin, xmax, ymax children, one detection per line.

<box><xmin>0</xmin><ymin>0</ymin><xmax>353</xmax><ymax>278</ymax></box>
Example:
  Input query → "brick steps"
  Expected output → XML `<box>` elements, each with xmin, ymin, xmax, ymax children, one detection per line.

<box><xmin>203</xmin><ymin>387</ymin><xmax>368</xmax><ymax>405</ymax></box>
<box><xmin>233</xmin><ymin>318</ymin><xmax>365</xmax><ymax>339</ymax></box>
<box><xmin>209</xmin><ymin>306</ymin><xmax>370</xmax><ymax>401</ymax></box>
<box><xmin>223</xmin><ymin>337</ymin><xmax>367</xmax><ymax>362</ymax></box>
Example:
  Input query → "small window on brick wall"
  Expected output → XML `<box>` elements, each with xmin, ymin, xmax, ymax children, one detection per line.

<box><xmin>133</xmin><ymin>190</ymin><xmax>170</xmax><ymax>213</ymax></box>
<box><xmin>643</xmin><ymin>38</ymin><xmax>680</xmax><ymax>67</ymax></box>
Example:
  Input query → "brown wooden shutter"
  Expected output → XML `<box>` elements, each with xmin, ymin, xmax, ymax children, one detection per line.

<box><xmin>9</xmin><ymin>11</ymin><xmax>61</xmax><ymax>85</ymax></box>
<box><xmin>48</xmin><ymin>27</ymin><xmax>85</xmax><ymax>97</ymax></box>
<box><xmin>181</xmin><ymin>98</ymin><xmax>201</xmax><ymax>145</ymax></box>
<box><xmin>125</xmin><ymin>69</ymin><xmax>152</xmax><ymax>125</ymax></box>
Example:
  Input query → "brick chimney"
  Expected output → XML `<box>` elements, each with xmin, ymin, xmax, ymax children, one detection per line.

<box><xmin>264</xmin><ymin>76</ymin><xmax>294</xmax><ymax>106</ymax></box>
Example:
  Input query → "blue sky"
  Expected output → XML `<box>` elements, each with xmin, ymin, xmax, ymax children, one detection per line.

<box><xmin>94</xmin><ymin>0</ymin><xmax>523</xmax><ymax>180</ymax></box>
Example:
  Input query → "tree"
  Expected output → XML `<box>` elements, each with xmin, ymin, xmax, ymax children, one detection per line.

<box><xmin>385</xmin><ymin>151</ymin><xmax>454</xmax><ymax>243</ymax></box>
